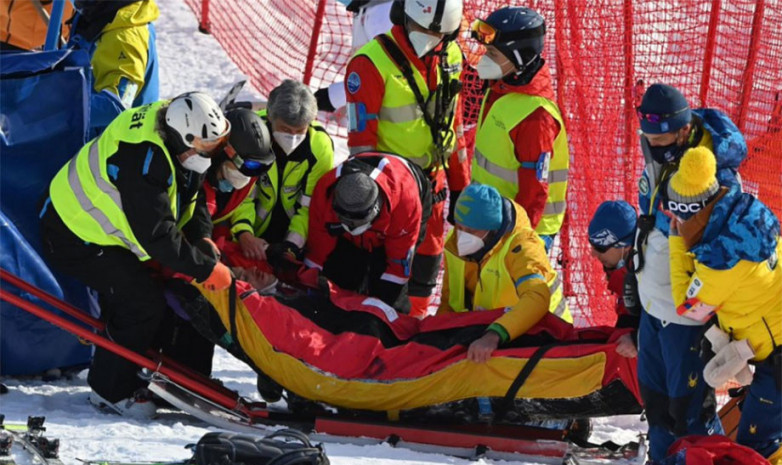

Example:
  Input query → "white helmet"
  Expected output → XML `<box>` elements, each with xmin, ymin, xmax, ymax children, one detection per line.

<box><xmin>404</xmin><ymin>0</ymin><xmax>463</xmax><ymax>35</ymax></box>
<box><xmin>166</xmin><ymin>92</ymin><xmax>230</xmax><ymax>148</ymax></box>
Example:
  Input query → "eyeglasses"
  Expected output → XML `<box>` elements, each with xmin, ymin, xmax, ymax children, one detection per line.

<box><xmin>636</xmin><ymin>106</ymin><xmax>689</xmax><ymax>124</ymax></box>
<box><xmin>224</xmin><ymin>143</ymin><xmax>271</xmax><ymax>176</ymax></box>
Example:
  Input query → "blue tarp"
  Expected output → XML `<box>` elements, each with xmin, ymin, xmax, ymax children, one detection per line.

<box><xmin>1</xmin><ymin>49</ymin><xmax>93</xmax><ymax>375</ymax></box>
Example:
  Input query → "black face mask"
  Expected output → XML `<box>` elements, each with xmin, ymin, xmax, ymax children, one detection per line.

<box><xmin>648</xmin><ymin>141</ymin><xmax>686</xmax><ymax>164</ymax></box>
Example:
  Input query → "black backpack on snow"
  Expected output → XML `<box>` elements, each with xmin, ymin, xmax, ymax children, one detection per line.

<box><xmin>193</xmin><ymin>429</ymin><xmax>329</xmax><ymax>465</ymax></box>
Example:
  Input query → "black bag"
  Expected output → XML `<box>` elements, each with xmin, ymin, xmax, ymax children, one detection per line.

<box><xmin>194</xmin><ymin>429</ymin><xmax>329</xmax><ymax>465</ymax></box>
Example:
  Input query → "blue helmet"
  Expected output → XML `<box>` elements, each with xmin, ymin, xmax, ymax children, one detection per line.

<box><xmin>482</xmin><ymin>7</ymin><xmax>546</xmax><ymax>72</ymax></box>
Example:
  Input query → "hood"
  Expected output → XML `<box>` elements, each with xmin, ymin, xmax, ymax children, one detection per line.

<box><xmin>691</xmin><ymin>186</ymin><xmax>780</xmax><ymax>269</ymax></box>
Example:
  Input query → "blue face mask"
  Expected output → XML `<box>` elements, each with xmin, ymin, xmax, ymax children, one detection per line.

<box><xmin>218</xmin><ymin>179</ymin><xmax>234</xmax><ymax>193</ymax></box>
<box><xmin>615</xmin><ymin>258</ymin><xmax>626</xmax><ymax>270</ymax></box>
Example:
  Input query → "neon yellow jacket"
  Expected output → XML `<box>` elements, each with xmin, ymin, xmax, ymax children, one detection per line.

<box><xmin>439</xmin><ymin>199</ymin><xmax>571</xmax><ymax>342</ymax></box>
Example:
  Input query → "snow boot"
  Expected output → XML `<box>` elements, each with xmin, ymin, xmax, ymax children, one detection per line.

<box><xmin>88</xmin><ymin>389</ymin><xmax>157</xmax><ymax>420</ymax></box>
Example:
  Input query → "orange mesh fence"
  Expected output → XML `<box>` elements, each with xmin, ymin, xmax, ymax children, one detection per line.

<box><xmin>185</xmin><ymin>0</ymin><xmax>782</xmax><ymax>326</ymax></box>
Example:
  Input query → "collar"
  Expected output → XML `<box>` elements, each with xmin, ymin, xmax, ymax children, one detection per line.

<box><xmin>679</xmin><ymin>187</ymin><xmax>728</xmax><ymax>249</ymax></box>
<box><xmin>488</xmin><ymin>62</ymin><xmax>555</xmax><ymax>100</ymax></box>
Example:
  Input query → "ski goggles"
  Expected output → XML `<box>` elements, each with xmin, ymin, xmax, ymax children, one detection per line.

<box><xmin>470</xmin><ymin>19</ymin><xmax>546</xmax><ymax>46</ymax></box>
<box><xmin>334</xmin><ymin>202</ymin><xmax>380</xmax><ymax>231</ymax></box>
<box><xmin>635</xmin><ymin>106</ymin><xmax>689</xmax><ymax>124</ymax></box>
<box><xmin>224</xmin><ymin>143</ymin><xmax>271</xmax><ymax>177</ymax></box>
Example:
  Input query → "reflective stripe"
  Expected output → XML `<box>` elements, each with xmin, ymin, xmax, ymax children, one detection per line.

<box><xmin>68</xmin><ymin>143</ymin><xmax>146</xmax><ymax>258</ymax></box>
<box><xmin>285</xmin><ymin>231</ymin><xmax>306</xmax><ymax>249</ymax></box>
<box><xmin>474</xmin><ymin>148</ymin><xmax>517</xmax><ymax>184</ymax></box>
<box><xmin>552</xmin><ymin>296</ymin><xmax>568</xmax><ymax>317</ymax></box>
<box><xmin>548</xmin><ymin>168</ymin><xmax>569</xmax><ymax>183</ymax></box>
<box><xmin>549</xmin><ymin>274</ymin><xmax>562</xmax><ymax>295</ymax></box>
<box><xmin>361</xmin><ymin>297</ymin><xmax>399</xmax><ymax>322</ymax></box>
<box><xmin>378</xmin><ymin>103</ymin><xmax>419</xmax><ymax>123</ymax></box>
<box><xmin>543</xmin><ymin>201</ymin><xmax>567</xmax><ymax>215</ymax></box>
<box><xmin>349</xmin><ymin>145</ymin><xmax>375</xmax><ymax>155</ymax></box>
<box><xmin>257</xmin><ymin>206</ymin><xmax>269</xmax><ymax>221</ymax></box>
<box><xmin>304</xmin><ymin>258</ymin><xmax>322</xmax><ymax>270</ymax></box>
<box><xmin>299</xmin><ymin>195</ymin><xmax>311</xmax><ymax>207</ymax></box>
<box><xmin>285</xmin><ymin>206</ymin><xmax>296</xmax><ymax>218</ymax></box>
<box><xmin>380</xmin><ymin>272</ymin><xmax>409</xmax><ymax>284</ymax></box>
<box><xmin>515</xmin><ymin>273</ymin><xmax>544</xmax><ymax>287</ymax></box>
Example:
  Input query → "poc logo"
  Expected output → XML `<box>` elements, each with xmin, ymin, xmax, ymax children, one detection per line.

<box><xmin>667</xmin><ymin>201</ymin><xmax>703</xmax><ymax>214</ymax></box>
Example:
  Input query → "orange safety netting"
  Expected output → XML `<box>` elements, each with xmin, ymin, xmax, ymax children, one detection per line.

<box><xmin>185</xmin><ymin>0</ymin><xmax>782</xmax><ymax>326</ymax></box>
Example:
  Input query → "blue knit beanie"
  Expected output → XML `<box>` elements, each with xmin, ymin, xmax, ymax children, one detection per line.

<box><xmin>455</xmin><ymin>184</ymin><xmax>503</xmax><ymax>231</ymax></box>
<box><xmin>588</xmin><ymin>201</ymin><xmax>637</xmax><ymax>248</ymax></box>
<box><xmin>638</xmin><ymin>83</ymin><xmax>691</xmax><ymax>134</ymax></box>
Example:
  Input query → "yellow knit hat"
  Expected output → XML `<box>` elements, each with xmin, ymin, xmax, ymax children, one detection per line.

<box><xmin>665</xmin><ymin>146</ymin><xmax>720</xmax><ymax>219</ymax></box>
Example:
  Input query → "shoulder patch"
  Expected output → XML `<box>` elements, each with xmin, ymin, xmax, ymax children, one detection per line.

<box><xmin>347</xmin><ymin>72</ymin><xmax>361</xmax><ymax>94</ymax></box>
<box><xmin>638</xmin><ymin>176</ymin><xmax>650</xmax><ymax>195</ymax></box>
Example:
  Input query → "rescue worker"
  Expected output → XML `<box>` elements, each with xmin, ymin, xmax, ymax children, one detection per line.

<box><xmin>68</xmin><ymin>0</ymin><xmax>160</xmax><ymax>135</ymax></box>
<box><xmin>439</xmin><ymin>183</ymin><xmax>572</xmax><ymax>363</ymax></box>
<box><xmin>230</xmin><ymin>80</ymin><xmax>334</xmax><ymax>267</ymax></box>
<box><xmin>0</xmin><ymin>0</ymin><xmax>73</xmax><ymax>51</ymax></box>
<box><xmin>470</xmin><ymin>7</ymin><xmax>569</xmax><ymax>250</ymax></box>
<box><xmin>315</xmin><ymin>0</ymin><xmax>394</xmax><ymax>112</ymax></box>
<box><xmin>40</xmin><ymin>92</ymin><xmax>232</xmax><ymax>419</ymax></box>
<box><xmin>344</xmin><ymin>0</ymin><xmax>470</xmax><ymax>317</ymax></box>
<box><xmin>202</xmin><ymin>109</ymin><xmax>274</xmax><ymax>246</ymax></box>
<box><xmin>588</xmin><ymin>200</ymin><xmax>639</xmax><ymax>358</ymax></box>
<box><xmin>633</xmin><ymin>83</ymin><xmax>745</xmax><ymax>460</ymax></box>
<box><xmin>302</xmin><ymin>152</ymin><xmax>432</xmax><ymax>314</ymax></box>
<box><xmin>664</xmin><ymin>146</ymin><xmax>781</xmax><ymax>462</ymax></box>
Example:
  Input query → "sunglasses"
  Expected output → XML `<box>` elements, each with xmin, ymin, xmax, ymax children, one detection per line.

<box><xmin>636</xmin><ymin>106</ymin><xmax>689</xmax><ymax>124</ymax></box>
<box><xmin>470</xmin><ymin>19</ymin><xmax>547</xmax><ymax>46</ymax></box>
<box><xmin>224</xmin><ymin>143</ymin><xmax>271</xmax><ymax>176</ymax></box>
<box><xmin>335</xmin><ymin>203</ymin><xmax>380</xmax><ymax>230</ymax></box>
<box><xmin>590</xmin><ymin>233</ymin><xmax>633</xmax><ymax>254</ymax></box>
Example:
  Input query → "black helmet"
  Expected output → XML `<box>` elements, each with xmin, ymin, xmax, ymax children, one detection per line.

<box><xmin>223</xmin><ymin>109</ymin><xmax>274</xmax><ymax>176</ymax></box>
<box><xmin>476</xmin><ymin>7</ymin><xmax>546</xmax><ymax>74</ymax></box>
<box><xmin>332</xmin><ymin>172</ymin><xmax>381</xmax><ymax>230</ymax></box>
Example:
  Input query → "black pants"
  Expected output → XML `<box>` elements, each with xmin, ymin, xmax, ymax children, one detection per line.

<box><xmin>40</xmin><ymin>208</ymin><xmax>212</xmax><ymax>402</ymax></box>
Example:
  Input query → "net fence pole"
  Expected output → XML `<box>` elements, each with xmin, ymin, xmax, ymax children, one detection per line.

<box><xmin>622</xmin><ymin>0</ymin><xmax>636</xmax><ymax>199</ymax></box>
<box><xmin>699</xmin><ymin>0</ymin><xmax>722</xmax><ymax>107</ymax></box>
<box><xmin>199</xmin><ymin>0</ymin><xmax>211</xmax><ymax>33</ymax></box>
<box><xmin>303</xmin><ymin>0</ymin><xmax>329</xmax><ymax>85</ymax></box>
<box><xmin>737</xmin><ymin>0</ymin><xmax>766</xmax><ymax>132</ymax></box>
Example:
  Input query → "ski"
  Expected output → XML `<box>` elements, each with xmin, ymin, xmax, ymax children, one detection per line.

<box><xmin>147</xmin><ymin>373</ymin><xmax>644</xmax><ymax>464</ymax></box>
<box><xmin>218</xmin><ymin>80</ymin><xmax>247</xmax><ymax>111</ymax></box>
<box><xmin>0</xmin><ymin>416</ymin><xmax>64</xmax><ymax>465</ymax></box>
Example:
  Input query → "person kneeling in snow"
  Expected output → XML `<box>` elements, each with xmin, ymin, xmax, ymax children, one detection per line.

<box><xmin>439</xmin><ymin>183</ymin><xmax>572</xmax><ymax>363</ymax></box>
<box><xmin>663</xmin><ymin>146</ymin><xmax>782</xmax><ymax>462</ymax></box>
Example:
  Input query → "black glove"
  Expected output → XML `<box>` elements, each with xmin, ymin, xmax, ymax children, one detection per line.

<box><xmin>224</xmin><ymin>100</ymin><xmax>253</xmax><ymax>111</ymax></box>
<box><xmin>314</xmin><ymin>87</ymin><xmax>336</xmax><ymax>112</ymax></box>
<box><xmin>195</xmin><ymin>237</ymin><xmax>221</xmax><ymax>262</ymax></box>
<box><xmin>446</xmin><ymin>190</ymin><xmax>461</xmax><ymax>225</ymax></box>
<box><xmin>266</xmin><ymin>241</ymin><xmax>301</xmax><ymax>271</ymax></box>
<box><xmin>622</xmin><ymin>269</ymin><xmax>642</xmax><ymax>316</ymax></box>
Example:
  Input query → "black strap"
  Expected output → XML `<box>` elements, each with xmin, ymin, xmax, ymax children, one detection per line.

<box><xmin>568</xmin><ymin>435</ymin><xmax>639</xmax><ymax>454</ymax></box>
<box><xmin>494</xmin><ymin>343</ymin><xmax>556</xmax><ymax>422</ymax></box>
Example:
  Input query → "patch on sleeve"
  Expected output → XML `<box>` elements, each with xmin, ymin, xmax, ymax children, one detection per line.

<box><xmin>677</xmin><ymin>297</ymin><xmax>717</xmax><ymax>322</ymax></box>
<box><xmin>686</xmin><ymin>275</ymin><xmax>703</xmax><ymax>298</ymax></box>
<box><xmin>638</xmin><ymin>175</ymin><xmax>650</xmax><ymax>196</ymax></box>
<box><xmin>347</xmin><ymin>72</ymin><xmax>361</xmax><ymax>94</ymax></box>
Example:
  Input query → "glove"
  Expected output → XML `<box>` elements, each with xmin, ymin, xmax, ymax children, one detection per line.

<box><xmin>704</xmin><ymin>339</ymin><xmax>755</xmax><ymax>388</ymax></box>
<box><xmin>197</xmin><ymin>237</ymin><xmax>221</xmax><ymax>261</ymax></box>
<box><xmin>622</xmin><ymin>269</ymin><xmax>642</xmax><ymax>316</ymax></box>
<box><xmin>200</xmin><ymin>262</ymin><xmax>232</xmax><ymax>291</ymax></box>
<box><xmin>702</xmin><ymin>326</ymin><xmax>754</xmax><ymax>386</ymax></box>
<box><xmin>266</xmin><ymin>241</ymin><xmax>301</xmax><ymax>271</ymax></box>
<box><xmin>446</xmin><ymin>190</ymin><xmax>461</xmax><ymax>226</ymax></box>
<box><xmin>314</xmin><ymin>87</ymin><xmax>336</xmax><ymax>112</ymax></box>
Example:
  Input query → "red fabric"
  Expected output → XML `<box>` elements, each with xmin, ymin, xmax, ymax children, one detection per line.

<box><xmin>203</xmin><ymin>178</ymin><xmax>256</xmax><ymax>221</ymax></box>
<box><xmin>416</xmin><ymin>168</ymin><xmax>446</xmax><ymax>256</ymax></box>
<box><xmin>606</xmin><ymin>266</ymin><xmax>631</xmax><ymax>318</ymax></box>
<box><xmin>214</xmin><ymin>237</ymin><xmax>272</xmax><ymax>273</ymax></box>
<box><xmin>237</xmin><ymin>278</ymin><xmax>639</xmax><ymax>393</ymax></box>
<box><xmin>667</xmin><ymin>435</ymin><xmax>771</xmax><ymax>465</ymax></box>
<box><xmin>480</xmin><ymin>64</ymin><xmax>560</xmax><ymax>229</ymax></box>
<box><xmin>305</xmin><ymin>153</ymin><xmax>422</xmax><ymax>282</ymax></box>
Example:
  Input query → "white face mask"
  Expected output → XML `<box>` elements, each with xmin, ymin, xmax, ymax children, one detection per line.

<box><xmin>342</xmin><ymin>222</ymin><xmax>372</xmax><ymax>236</ymax></box>
<box><xmin>179</xmin><ymin>151</ymin><xmax>212</xmax><ymax>173</ymax></box>
<box><xmin>456</xmin><ymin>230</ymin><xmax>485</xmax><ymax>256</ymax></box>
<box><xmin>408</xmin><ymin>30</ymin><xmax>441</xmax><ymax>57</ymax></box>
<box><xmin>476</xmin><ymin>55</ymin><xmax>506</xmax><ymax>80</ymax></box>
<box><xmin>273</xmin><ymin>131</ymin><xmax>306</xmax><ymax>155</ymax></box>
<box><xmin>221</xmin><ymin>163</ymin><xmax>251</xmax><ymax>190</ymax></box>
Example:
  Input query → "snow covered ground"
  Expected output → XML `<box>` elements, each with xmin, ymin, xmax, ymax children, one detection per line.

<box><xmin>0</xmin><ymin>0</ymin><xmax>646</xmax><ymax>463</ymax></box>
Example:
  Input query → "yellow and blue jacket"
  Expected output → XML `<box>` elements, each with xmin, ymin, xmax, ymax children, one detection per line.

<box><xmin>670</xmin><ymin>186</ymin><xmax>781</xmax><ymax>361</ymax></box>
